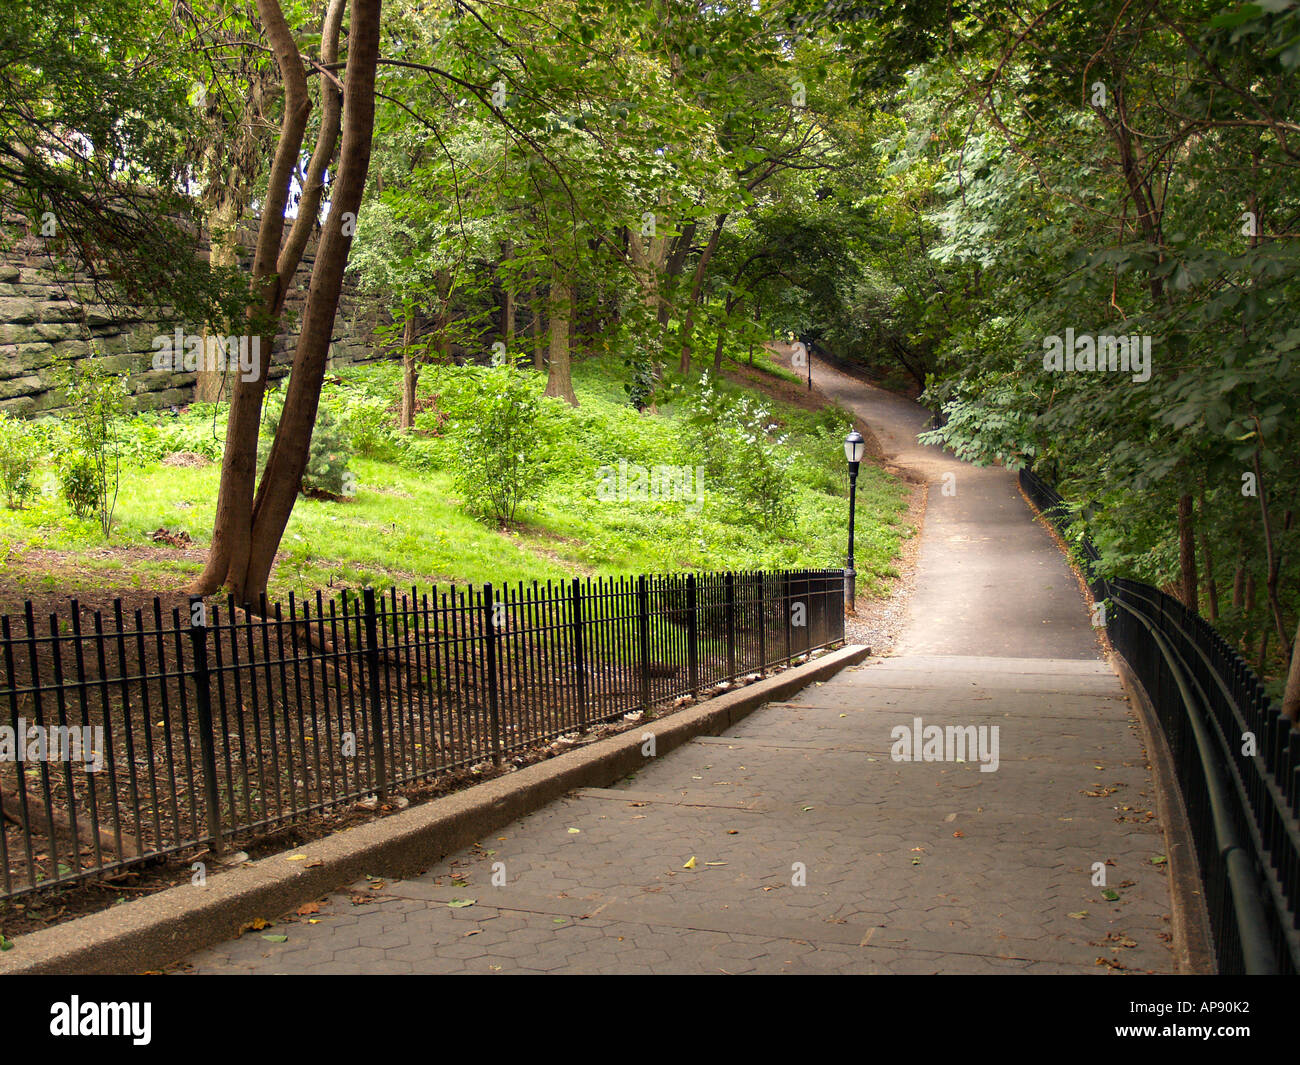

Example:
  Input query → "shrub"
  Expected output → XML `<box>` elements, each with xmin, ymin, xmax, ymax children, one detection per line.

<box><xmin>58</xmin><ymin>451</ymin><xmax>102</xmax><ymax>520</ymax></box>
<box><xmin>679</xmin><ymin>373</ymin><xmax>795</xmax><ymax>531</ymax></box>
<box><xmin>259</xmin><ymin>390</ymin><xmax>354</xmax><ymax>499</ymax></box>
<box><xmin>324</xmin><ymin>390</ymin><xmax>400</xmax><ymax>460</ymax></box>
<box><xmin>54</xmin><ymin>354</ymin><xmax>128</xmax><ymax>537</ymax></box>
<box><xmin>0</xmin><ymin>412</ymin><xmax>40</xmax><ymax>509</ymax></box>
<box><xmin>727</xmin><ymin>394</ymin><xmax>796</xmax><ymax>531</ymax></box>
<box><xmin>119</xmin><ymin>410</ymin><xmax>225</xmax><ymax>464</ymax></box>
<box><xmin>449</xmin><ymin>363</ymin><xmax>552</xmax><ymax>524</ymax></box>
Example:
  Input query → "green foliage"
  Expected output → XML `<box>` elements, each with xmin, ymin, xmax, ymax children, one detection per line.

<box><xmin>55</xmin><ymin>355</ymin><xmax>128</xmax><ymax>537</ymax></box>
<box><xmin>0</xmin><ymin>413</ymin><xmax>40</xmax><ymax>509</ymax></box>
<box><xmin>259</xmin><ymin>390</ymin><xmax>354</xmax><ymax>500</ymax></box>
<box><xmin>449</xmin><ymin>362</ymin><xmax>554</xmax><ymax>525</ymax></box>
<box><xmin>58</xmin><ymin>452</ymin><xmax>102</xmax><ymax>521</ymax></box>
<box><xmin>680</xmin><ymin>372</ymin><xmax>795</xmax><ymax>531</ymax></box>
<box><xmin>118</xmin><ymin>410</ymin><xmax>225</xmax><ymax>464</ymax></box>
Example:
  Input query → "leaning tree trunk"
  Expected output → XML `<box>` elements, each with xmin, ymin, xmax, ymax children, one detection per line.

<box><xmin>544</xmin><ymin>264</ymin><xmax>577</xmax><ymax>406</ymax></box>
<box><xmin>191</xmin><ymin>0</ymin><xmax>335</xmax><ymax>601</ymax></box>
<box><xmin>191</xmin><ymin>0</ymin><xmax>375</xmax><ymax>604</ymax></box>
<box><xmin>241</xmin><ymin>0</ymin><xmax>382</xmax><ymax>602</ymax></box>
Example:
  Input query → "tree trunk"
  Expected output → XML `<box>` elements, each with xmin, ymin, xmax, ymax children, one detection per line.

<box><xmin>1177</xmin><ymin>492</ymin><xmax>1198</xmax><ymax>611</ymax></box>
<box><xmin>530</xmin><ymin>280</ymin><xmax>544</xmax><ymax>369</ymax></box>
<box><xmin>1197</xmin><ymin>490</ymin><xmax>1218</xmax><ymax>622</ymax></box>
<box><xmin>190</xmin><ymin>0</ymin><xmax>333</xmax><ymax>601</ymax></box>
<box><xmin>399</xmin><ymin>313</ymin><xmax>418</xmax><ymax>429</ymax></box>
<box><xmin>544</xmin><ymin>264</ymin><xmax>577</xmax><ymax>406</ymax></box>
<box><xmin>712</xmin><ymin>294</ymin><xmax>736</xmax><ymax>374</ymax></box>
<box><xmin>196</xmin><ymin>198</ymin><xmax>242</xmax><ymax>403</ymax></box>
<box><xmin>1281</xmin><ymin>616</ymin><xmax>1300</xmax><ymax>724</ymax></box>
<box><xmin>501</xmin><ymin>239</ymin><xmax>515</xmax><ymax>351</ymax></box>
<box><xmin>195</xmin><ymin>0</ymin><xmax>377</xmax><ymax>604</ymax></box>
<box><xmin>679</xmin><ymin>213</ymin><xmax>726</xmax><ymax>374</ymax></box>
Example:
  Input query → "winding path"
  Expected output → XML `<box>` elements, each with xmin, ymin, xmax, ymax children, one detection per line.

<box><xmin>178</xmin><ymin>355</ymin><xmax>1182</xmax><ymax>974</ymax></box>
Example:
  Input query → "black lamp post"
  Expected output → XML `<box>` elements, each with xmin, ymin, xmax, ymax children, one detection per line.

<box><xmin>844</xmin><ymin>430</ymin><xmax>865</xmax><ymax>612</ymax></box>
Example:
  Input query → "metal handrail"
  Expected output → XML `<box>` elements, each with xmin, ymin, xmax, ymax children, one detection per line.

<box><xmin>1019</xmin><ymin>467</ymin><xmax>1299</xmax><ymax>974</ymax></box>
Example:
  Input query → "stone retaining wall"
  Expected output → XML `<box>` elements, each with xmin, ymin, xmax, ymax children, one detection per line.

<box><xmin>0</xmin><ymin>222</ymin><xmax>382</xmax><ymax>417</ymax></box>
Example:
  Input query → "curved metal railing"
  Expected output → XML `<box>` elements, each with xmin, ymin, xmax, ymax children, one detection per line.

<box><xmin>1020</xmin><ymin>468</ymin><xmax>1299</xmax><ymax>974</ymax></box>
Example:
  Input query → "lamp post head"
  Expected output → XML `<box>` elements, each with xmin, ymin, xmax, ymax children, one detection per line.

<box><xmin>844</xmin><ymin>430</ymin><xmax>865</xmax><ymax>473</ymax></box>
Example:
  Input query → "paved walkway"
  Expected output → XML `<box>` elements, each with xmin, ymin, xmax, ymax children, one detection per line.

<box><xmin>177</xmin><ymin>356</ymin><xmax>1177</xmax><ymax>974</ymax></box>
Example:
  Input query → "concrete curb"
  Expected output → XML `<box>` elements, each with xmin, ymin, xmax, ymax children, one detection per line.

<box><xmin>0</xmin><ymin>644</ymin><xmax>870</xmax><ymax>975</ymax></box>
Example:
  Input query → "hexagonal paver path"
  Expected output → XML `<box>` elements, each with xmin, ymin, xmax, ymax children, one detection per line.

<box><xmin>174</xmin><ymin>360</ymin><xmax>1179</xmax><ymax>975</ymax></box>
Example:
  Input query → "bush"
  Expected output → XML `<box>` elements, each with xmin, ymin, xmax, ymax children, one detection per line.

<box><xmin>727</xmin><ymin>394</ymin><xmax>796</xmax><ymax>531</ymax></box>
<box><xmin>679</xmin><ymin>373</ymin><xmax>795</xmax><ymax>531</ymax></box>
<box><xmin>259</xmin><ymin>390</ymin><xmax>354</xmax><ymax>498</ymax></box>
<box><xmin>0</xmin><ymin>412</ymin><xmax>40</xmax><ymax>509</ymax></box>
<box><xmin>119</xmin><ymin>410</ymin><xmax>225</xmax><ymax>464</ymax></box>
<box><xmin>54</xmin><ymin>354</ymin><xmax>128</xmax><ymax>537</ymax></box>
<box><xmin>58</xmin><ymin>451</ymin><xmax>102</xmax><ymax>520</ymax></box>
<box><xmin>449</xmin><ymin>363</ymin><xmax>552</xmax><ymax>524</ymax></box>
<box><xmin>321</xmin><ymin>388</ymin><xmax>400</xmax><ymax>460</ymax></box>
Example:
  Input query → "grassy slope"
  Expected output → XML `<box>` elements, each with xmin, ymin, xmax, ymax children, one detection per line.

<box><xmin>0</xmin><ymin>354</ymin><xmax>911</xmax><ymax>604</ymax></box>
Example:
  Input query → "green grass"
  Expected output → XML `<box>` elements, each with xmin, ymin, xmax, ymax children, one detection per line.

<box><xmin>0</xmin><ymin>353</ymin><xmax>913</xmax><ymax>603</ymax></box>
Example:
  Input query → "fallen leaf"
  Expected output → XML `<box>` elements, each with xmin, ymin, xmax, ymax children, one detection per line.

<box><xmin>567</xmin><ymin>827</ymin><xmax>581</xmax><ymax>834</ymax></box>
<box><xmin>296</xmin><ymin>902</ymin><xmax>321</xmax><ymax>916</ymax></box>
<box><xmin>464</xmin><ymin>929</ymin><xmax>481</xmax><ymax>937</ymax></box>
<box><xmin>1150</xmin><ymin>855</ymin><xmax>1167</xmax><ymax>865</ymax></box>
<box><xmin>1068</xmin><ymin>911</ymin><xmax>1088</xmax><ymax>919</ymax></box>
<box><xmin>261</xmin><ymin>934</ymin><xmax>288</xmax><ymax>943</ymax></box>
<box><xmin>285</xmin><ymin>854</ymin><xmax>308</xmax><ymax>862</ymax></box>
<box><xmin>952</xmin><ymin>831</ymin><xmax>964</xmax><ymax>838</ymax></box>
<box><xmin>448</xmin><ymin>898</ymin><xmax>476</xmax><ymax>908</ymax></box>
<box><xmin>1102</xmin><ymin>889</ymin><xmax>1120</xmax><ymax>901</ymax></box>
<box><xmin>683</xmin><ymin>856</ymin><xmax>697</xmax><ymax>869</ymax></box>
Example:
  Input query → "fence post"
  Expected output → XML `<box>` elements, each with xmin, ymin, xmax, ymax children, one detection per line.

<box><xmin>725</xmin><ymin>572</ymin><xmax>737</xmax><ymax>680</ymax></box>
<box><xmin>187</xmin><ymin>596</ymin><xmax>224</xmax><ymax>855</ymax></box>
<box><xmin>571</xmin><ymin>578</ymin><xmax>589</xmax><ymax>734</ymax></box>
<box><xmin>756</xmin><ymin>572</ymin><xmax>767</xmax><ymax>675</ymax></box>
<box><xmin>686</xmin><ymin>573</ymin><xmax>699</xmax><ymax>697</ymax></box>
<box><xmin>783</xmin><ymin>571</ymin><xmax>792</xmax><ymax>666</ymax></box>
<box><xmin>361</xmin><ymin>586</ymin><xmax>388</xmax><ymax>799</ymax></box>
<box><xmin>482</xmin><ymin>584</ymin><xmax>503</xmax><ymax>765</ymax></box>
<box><xmin>637</xmin><ymin>575</ymin><xmax>652</xmax><ymax>714</ymax></box>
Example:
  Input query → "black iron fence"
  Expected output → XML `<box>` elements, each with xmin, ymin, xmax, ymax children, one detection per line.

<box><xmin>1020</xmin><ymin>468</ymin><xmax>1299</xmax><ymax>975</ymax></box>
<box><xmin>0</xmin><ymin>569</ymin><xmax>843</xmax><ymax>900</ymax></box>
